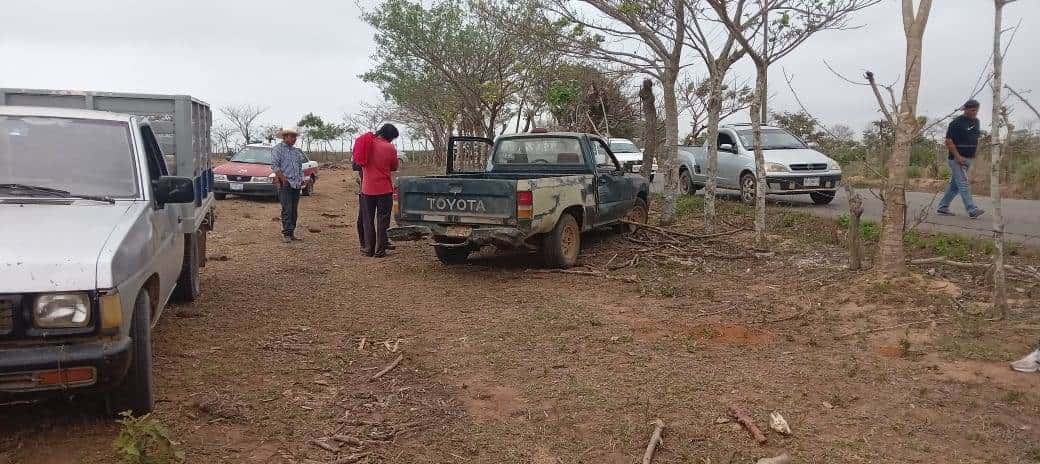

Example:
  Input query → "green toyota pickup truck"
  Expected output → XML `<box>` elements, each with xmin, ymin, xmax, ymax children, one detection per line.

<box><xmin>389</xmin><ymin>131</ymin><xmax>650</xmax><ymax>268</ymax></box>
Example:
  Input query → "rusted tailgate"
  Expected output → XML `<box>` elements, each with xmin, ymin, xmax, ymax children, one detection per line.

<box><xmin>397</xmin><ymin>176</ymin><xmax>517</xmax><ymax>224</ymax></box>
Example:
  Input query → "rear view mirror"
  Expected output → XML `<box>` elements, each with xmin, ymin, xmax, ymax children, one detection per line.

<box><xmin>719</xmin><ymin>143</ymin><xmax>734</xmax><ymax>152</ymax></box>
<box><xmin>154</xmin><ymin>176</ymin><xmax>195</xmax><ymax>205</ymax></box>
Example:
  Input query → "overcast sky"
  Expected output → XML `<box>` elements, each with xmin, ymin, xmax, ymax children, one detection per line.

<box><xmin>2</xmin><ymin>0</ymin><xmax>1039</xmax><ymax>142</ymax></box>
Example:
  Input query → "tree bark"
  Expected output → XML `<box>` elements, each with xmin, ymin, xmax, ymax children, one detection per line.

<box><xmin>877</xmin><ymin>0</ymin><xmax>931</xmax><ymax>278</ymax></box>
<box><xmin>990</xmin><ymin>0</ymin><xmax>1008</xmax><ymax>317</ymax></box>
<box><xmin>639</xmin><ymin>79</ymin><xmax>660</xmax><ymax>183</ymax></box>
<box><xmin>750</xmin><ymin>62</ymin><xmax>769</xmax><ymax>250</ymax></box>
<box><xmin>703</xmin><ymin>72</ymin><xmax>723</xmax><ymax>234</ymax></box>
<box><xmin>658</xmin><ymin>72</ymin><xmax>681</xmax><ymax>225</ymax></box>
<box><xmin>845</xmin><ymin>182</ymin><xmax>864</xmax><ymax>270</ymax></box>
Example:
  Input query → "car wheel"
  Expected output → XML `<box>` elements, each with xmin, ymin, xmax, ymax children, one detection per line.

<box><xmin>615</xmin><ymin>197</ymin><xmax>648</xmax><ymax>234</ymax></box>
<box><xmin>214</xmin><ymin>192</ymin><xmax>227</xmax><ymax>200</ymax></box>
<box><xmin>679</xmin><ymin>169</ymin><xmax>695</xmax><ymax>196</ymax></box>
<box><xmin>434</xmin><ymin>245</ymin><xmax>470</xmax><ymax>265</ymax></box>
<box><xmin>173</xmin><ymin>231</ymin><xmax>202</xmax><ymax>303</ymax></box>
<box><xmin>739</xmin><ymin>172</ymin><xmax>757</xmax><ymax>206</ymax></box>
<box><xmin>543</xmin><ymin>213</ymin><xmax>580</xmax><ymax>268</ymax></box>
<box><xmin>302</xmin><ymin>176</ymin><xmax>315</xmax><ymax>196</ymax></box>
<box><xmin>108</xmin><ymin>290</ymin><xmax>154</xmax><ymax>416</ymax></box>
<box><xmin>810</xmin><ymin>190</ymin><xmax>836</xmax><ymax>205</ymax></box>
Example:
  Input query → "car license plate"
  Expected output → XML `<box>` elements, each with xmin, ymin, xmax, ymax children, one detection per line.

<box><xmin>803</xmin><ymin>177</ymin><xmax>820</xmax><ymax>187</ymax></box>
<box><xmin>230</xmin><ymin>182</ymin><xmax>244</xmax><ymax>191</ymax></box>
<box><xmin>445</xmin><ymin>226</ymin><xmax>472</xmax><ymax>238</ymax></box>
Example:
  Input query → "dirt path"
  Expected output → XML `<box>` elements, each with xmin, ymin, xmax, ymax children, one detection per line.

<box><xmin>2</xmin><ymin>168</ymin><xmax>1038</xmax><ymax>464</ymax></box>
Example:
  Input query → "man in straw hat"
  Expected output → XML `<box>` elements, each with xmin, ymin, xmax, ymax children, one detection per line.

<box><xmin>272</xmin><ymin>126</ymin><xmax>307</xmax><ymax>243</ymax></box>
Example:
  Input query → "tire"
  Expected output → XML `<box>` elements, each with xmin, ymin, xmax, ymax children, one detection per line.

<box><xmin>109</xmin><ymin>290</ymin><xmax>154</xmax><ymax>416</ymax></box>
<box><xmin>810</xmin><ymin>190</ymin><xmax>836</xmax><ymax>205</ymax></box>
<box><xmin>739</xmin><ymin>172</ymin><xmax>757</xmax><ymax>206</ymax></box>
<box><xmin>214</xmin><ymin>192</ymin><xmax>227</xmax><ymax>200</ymax></box>
<box><xmin>173</xmin><ymin>232</ymin><xmax>202</xmax><ymax>303</ymax></box>
<box><xmin>434</xmin><ymin>245</ymin><xmax>470</xmax><ymax>265</ymax></box>
<box><xmin>679</xmin><ymin>169</ymin><xmax>696</xmax><ymax>196</ymax></box>
<box><xmin>302</xmin><ymin>176</ymin><xmax>315</xmax><ymax>196</ymax></box>
<box><xmin>616</xmin><ymin>197</ymin><xmax>649</xmax><ymax>234</ymax></box>
<box><xmin>543</xmin><ymin>213</ymin><xmax>581</xmax><ymax>269</ymax></box>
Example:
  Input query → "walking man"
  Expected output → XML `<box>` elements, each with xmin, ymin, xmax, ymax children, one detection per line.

<box><xmin>272</xmin><ymin>127</ymin><xmax>307</xmax><ymax>243</ymax></box>
<box><xmin>937</xmin><ymin>99</ymin><xmax>985</xmax><ymax>218</ymax></box>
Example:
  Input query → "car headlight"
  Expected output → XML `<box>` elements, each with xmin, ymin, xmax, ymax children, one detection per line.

<box><xmin>214</xmin><ymin>174</ymin><xmax>228</xmax><ymax>182</ymax></box>
<box><xmin>253</xmin><ymin>175</ymin><xmax>273</xmax><ymax>183</ymax></box>
<box><xmin>828</xmin><ymin>161</ymin><xmax>841</xmax><ymax>171</ymax></box>
<box><xmin>34</xmin><ymin>293</ymin><xmax>91</xmax><ymax>328</ymax></box>
<box><xmin>765</xmin><ymin>162</ymin><xmax>789</xmax><ymax>173</ymax></box>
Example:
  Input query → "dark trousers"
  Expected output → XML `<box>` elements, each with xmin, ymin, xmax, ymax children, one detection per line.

<box><xmin>360</xmin><ymin>193</ymin><xmax>393</xmax><ymax>254</ymax></box>
<box><xmin>356</xmin><ymin>194</ymin><xmax>365</xmax><ymax>246</ymax></box>
<box><xmin>278</xmin><ymin>187</ymin><xmax>301</xmax><ymax>237</ymax></box>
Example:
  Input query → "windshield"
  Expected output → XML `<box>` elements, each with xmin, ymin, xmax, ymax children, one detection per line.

<box><xmin>609</xmin><ymin>141</ymin><xmax>640</xmax><ymax>153</ymax></box>
<box><xmin>0</xmin><ymin>115</ymin><xmax>138</xmax><ymax>198</ymax></box>
<box><xmin>736</xmin><ymin>129</ymin><xmax>806</xmax><ymax>150</ymax></box>
<box><xmin>492</xmin><ymin>137</ymin><xmax>585</xmax><ymax>167</ymax></box>
<box><xmin>231</xmin><ymin>147</ymin><xmax>273</xmax><ymax>164</ymax></box>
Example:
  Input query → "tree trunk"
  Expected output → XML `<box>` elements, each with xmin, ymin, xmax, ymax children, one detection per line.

<box><xmin>750</xmin><ymin>63</ymin><xmax>769</xmax><ymax>250</ymax></box>
<box><xmin>760</xmin><ymin>0</ymin><xmax>770</xmax><ymax>124</ymax></box>
<box><xmin>990</xmin><ymin>0</ymin><xmax>1008</xmax><ymax>317</ymax></box>
<box><xmin>845</xmin><ymin>182</ymin><xmax>864</xmax><ymax>270</ymax></box>
<box><xmin>658</xmin><ymin>73</ymin><xmax>681</xmax><ymax>225</ymax></box>
<box><xmin>877</xmin><ymin>0</ymin><xmax>931</xmax><ymax>278</ymax></box>
<box><xmin>703</xmin><ymin>72</ymin><xmax>723</xmax><ymax>234</ymax></box>
<box><xmin>639</xmin><ymin>79</ymin><xmax>659</xmax><ymax>183</ymax></box>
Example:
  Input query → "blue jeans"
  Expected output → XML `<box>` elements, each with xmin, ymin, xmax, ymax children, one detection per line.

<box><xmin>938</xmin><ymin>157</ymin><xmax>978</xmax><ymax>213</ymax></box>
<box><xmin>278</xmin><ymin>187</ymin><xmax>301</xmax><ymax>236</ymax></box>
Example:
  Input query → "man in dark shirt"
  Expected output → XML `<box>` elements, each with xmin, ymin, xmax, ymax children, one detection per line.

<box><xmin>937</xmin><ymin>99</ymin><xmax>985</xmax><ymax>218</ymax></box>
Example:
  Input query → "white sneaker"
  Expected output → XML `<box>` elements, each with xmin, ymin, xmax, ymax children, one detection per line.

<box><xmin>1010</xmin><ymin>349</ymin><xmax>1040</xmax><ymax>373</ymax></box>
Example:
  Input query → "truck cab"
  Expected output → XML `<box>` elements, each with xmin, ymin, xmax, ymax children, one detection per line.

<box><xmin>391</xmin><ymin>132</ymin><xmax>650</xmax><ymax>268</ymax></box>
<box><xmin>0</xmin><ymin>90</ymin><xmax>214</xmax><ymax>415</ymax></box>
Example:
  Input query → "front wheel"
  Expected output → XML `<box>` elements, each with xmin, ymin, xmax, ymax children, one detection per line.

<box><xmin>108</xmin><ymin>290</ymin><xmax>154</xmax><ymax>416</ymax></box>
<box><xmin>543</xmin><ymin>214</ymin><xmax>581</xmax><ymax>269</ymax></box>
<box><xmin>434</xmin><ymin>245</ymin><xmax>470</xmax><ymax>265</ymax></box>
<box><xmin>302</xmin><ymin>176</ymin><xmax>315</xmax><ymax>196</ymax></box>
<box><xmin>615</xmin><ymin>198</ymin><xmax>649</xmax><ymax>234</ymax></box>
<box><xmin>810</xmin><ymin>190</ymin><xmax>836</xmax><ymax>205</ymax></box>
<box><xmin>214</xmin><ymin>192</ymin><xmax>227</xmax><ymax>200</ymax></box>
<box><xmin>739</xmin><ymin>172</ymin><xmax>757</xmax><ymax>206</ymax></box>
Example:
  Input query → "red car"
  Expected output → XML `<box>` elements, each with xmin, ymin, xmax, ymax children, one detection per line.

<box><xmin>213</xmin><ymin>143</ymin><xmax>319</xmax><ymax>199</ymax></box>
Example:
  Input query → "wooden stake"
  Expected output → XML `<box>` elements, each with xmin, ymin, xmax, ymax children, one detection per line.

<box><xmin>642</xmin><ymin>419</ymin><xmax>666</xmax><ymax>464</ymax></box>
<box><xmin>728</xmin><ymin>404</ymin><xmax>767</xmax><ymax>445</ymax></box>
<box><xmin>369</xmin><ymin>355</ymin><xmax>404</xmax><ymax>382</ymax></box>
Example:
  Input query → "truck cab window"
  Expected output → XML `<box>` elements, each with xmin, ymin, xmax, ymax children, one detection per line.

<box><xmin>718</xmin><ymin>132</ymin><xmax>736</xmax><ymax>151</ymax></box>
<box><xmin>140</xmin><ymin>125</ymin><xmax>168</xmax><ymax>180</ymax></box>
<box><xmin>592</xmin><ymin>139</ymin><xmax>618</xmax><ymax>170</ymax></box>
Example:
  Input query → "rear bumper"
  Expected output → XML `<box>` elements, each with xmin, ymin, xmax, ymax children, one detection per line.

<box><xmin>0</xmin><ymin>337</ymin><xmax>132</xmax><ymax>397</ymax></box>
<box><xmin>389</xmin><ymin>224</ymin><xmax>528</xmax><ymax>248</ymax></box>
<box><xmin>765</xmin><ymin>174</ymin><xmax>841</xmax><ymax>194</ymax></box>
<box><xmin>214</xmin><ymin>181</ymin><xmax>278</xmax><ymax>196</ymax></box>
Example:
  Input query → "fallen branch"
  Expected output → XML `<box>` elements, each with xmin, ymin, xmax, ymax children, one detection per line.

<box><xmin>623</xmin><ymin>220</ymin><xmax>749</xmax><ymax>241</ymax></box>
<box><xmin>333</xmin><ymin>452</ymin><xmax>372</xmax><ymax>464</ymax></box>
<box><xmin>728</xmin><ymin>404</ymin><xmax>767</xmax><ymax>445</ymax></box>
<box><xmin>910</xmin><ymin>257</ymin><xmax>1039</xmax><ymax>279</ymax></box>
<box><xmin>834</xmin><ymin>318</ymin><xmax>947</xmax><ymax>339</ymax></box>
<box><xmin>309</xmin><ymin>439</ymin><xmax>339</xmax><ymax>453</ymax></box>
<box><xmin>642</xmin><ymin>419</ymin><xmax>666</xmax><ymax>464</ymax></box>
<box><xmin>369</xmin><ymin>355</ymin><xmax>404</xmax><ymax>382</ymax></box>
<box><xmin>331</xmin><ymin>435</ymin><xmax>364</xmax><ymax>447</ymax></box>
<box><xmin>532</xmin><ymin>269</ymin><xmax>639</xmax><ymax>283</ymax></box>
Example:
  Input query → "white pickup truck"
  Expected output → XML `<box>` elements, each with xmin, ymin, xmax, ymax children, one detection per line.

<box><xmin>678</xmin><ymin>124</ymin><xmax>843</xmax><ymax>205</ymax></box>
<box><xmin>0</xmin><ymin>89</ymin><xmax>215</xmax><ymax>415</ymax></box>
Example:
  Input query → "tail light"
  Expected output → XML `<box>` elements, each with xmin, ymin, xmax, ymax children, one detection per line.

<box><xmin>517</xmin><ymin>190</ymin><xmax>533</xmax><ymax>219</ymax></box>
<box><xmin>392</xmin><ymin>186</ymin><xmax>400</xmax><ymax>202</ymax></box>
<box><xmin>392</xmin><ymin>186</ymin><xmax>400</xmax><ymax>216</ymax></box>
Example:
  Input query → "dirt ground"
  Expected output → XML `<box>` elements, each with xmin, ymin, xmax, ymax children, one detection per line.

<box><xmin>2</xmin><ymin>167</ymin><xmax>1039</xmax><ymax>464</ymax></box>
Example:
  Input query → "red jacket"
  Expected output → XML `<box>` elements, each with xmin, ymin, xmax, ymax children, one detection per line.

<box><xmin>361</xmin><ymin>137</ymin><xmax>399</xmax><ymax>195</ymax></box>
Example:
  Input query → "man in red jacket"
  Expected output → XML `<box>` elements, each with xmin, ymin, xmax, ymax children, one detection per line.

<box><xmin>357</xmin><ymin>124</ymin><xmax>400</xmax><ymax>257</ymax></box>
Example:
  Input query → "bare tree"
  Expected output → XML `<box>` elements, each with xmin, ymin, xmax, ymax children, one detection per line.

<box><xmin>219</xmin><ymin>104</ymin><xmax>268</xmax><ymax>145</ymax></box>
<box><xmin>639</xmin><ymin>79</ymin><xmax>660</xmax><ymax>181</ymax></box>
<box><xmin>870</xmin><ymin>0</ymin><xmax>932</xmax><ymax>277</ymax></box>
<box><xmin>211</xmin><ymin>123</ymin><xmax>236</xmax><ymax>156</ymax></box>
<box><xmin>533</xmin><ymin>0</ymin><xmax>688</xmax><ymax>224</ymax></box>
<box><xmin>707</xmin><ymin>0</ymin><xmax>880</xmax><ymax>250</ymax></box>
<box><xmin>989</xmin><ymin>0</ymin><xmax>1018</xmax><ymax>318</ymax></box>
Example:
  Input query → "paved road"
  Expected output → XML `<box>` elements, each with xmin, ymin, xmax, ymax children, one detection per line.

<box><xmin>650</xmin><ymin>177</ymin><xmax>1040</xmax><ymax>247</ymax></box>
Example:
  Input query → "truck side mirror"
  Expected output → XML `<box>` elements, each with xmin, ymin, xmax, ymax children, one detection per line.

<box><xmin>807</xmin><ymin>142</ymin><xmax>819</xmax><ymax>149</ymax></box>
<box><xmin>154</xmin><ymin>176</ymin><xmax>195</xmax><ymax>205</ymax></box>
<box><xmin>719</xmin><ymin>143</ymin><xmax>734</xmax><ymax>152</ymax></box>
